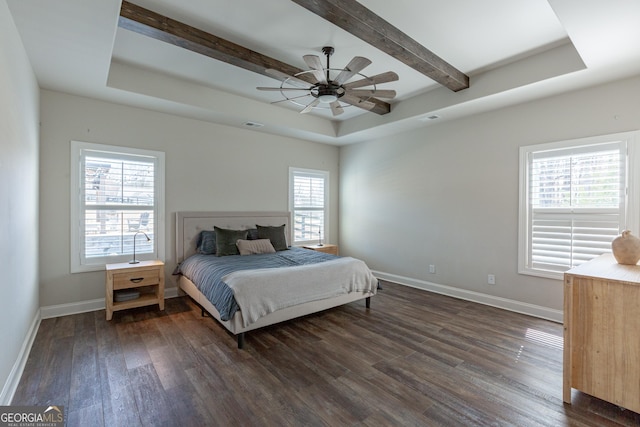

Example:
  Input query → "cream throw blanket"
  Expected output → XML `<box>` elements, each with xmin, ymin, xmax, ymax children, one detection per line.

<box><xmin>222</xmin><ymin>257</ymin><xmax>377</xmax><ymax>327</ymax></box>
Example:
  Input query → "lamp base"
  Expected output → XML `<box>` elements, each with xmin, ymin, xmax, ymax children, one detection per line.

<box><xmin>129</xmin><ymin>260</ymin><xmax>140</xmax><ymax>264</ymax></box>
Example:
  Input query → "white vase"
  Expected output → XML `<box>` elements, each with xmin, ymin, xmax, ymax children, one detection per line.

<box><xmin>611</xmin><ymin>230</ymin><xmax>640</xmax><ymax>265</ymax></box>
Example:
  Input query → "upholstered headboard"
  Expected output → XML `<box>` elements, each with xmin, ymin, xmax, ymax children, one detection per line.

<box><xmin>176</xmin><ymin>211</ymin><xmax>292</xmax><ymax>261</ymax></box>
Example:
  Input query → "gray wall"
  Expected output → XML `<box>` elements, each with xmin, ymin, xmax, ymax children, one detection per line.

<box><xmin>0</xmin><ymin>2</ymin><xmax>40</xmax><ymax>403</ymax></box>
<box><xmin>340</xmin><ymin>75</ymin><xmax>640</xmax><ymax>319</ymax></box>
<box><xmin>39</xmin><ymin>90</ymin><xmax>340</xmax><ymax>308</ymax></box>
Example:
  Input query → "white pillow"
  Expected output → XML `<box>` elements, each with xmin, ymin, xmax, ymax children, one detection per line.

<box><xmin>236</xmin><ymin>239</ymin><xmax>276</xmax><ymax>255</ymax></box>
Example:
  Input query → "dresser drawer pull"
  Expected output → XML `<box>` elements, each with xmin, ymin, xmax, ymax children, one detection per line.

<box><xmin>130</xmin><ymin>277</ymin><xmax>144</xmax><ymax>283</ymax></box>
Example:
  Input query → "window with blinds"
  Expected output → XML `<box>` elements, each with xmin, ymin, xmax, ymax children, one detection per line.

<box><xmin>518</xmin><ymin>133</ymin><xmax>637</xmax><ymax>279</ymax></box>
<box><xmin>71</xmin><ymin>141</ymin><xmax>165</xmax><ymax>272</ymax></box>
<box><xmin>289</xmin><ymin>168</ymin><xmax>329</xmax><ymax>244</ymax></box>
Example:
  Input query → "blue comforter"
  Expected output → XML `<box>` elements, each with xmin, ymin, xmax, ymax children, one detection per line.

<box><xmin>176</xmin><ymin>247</ymin><xmax>338</xmax><ymax>320</ymax></box>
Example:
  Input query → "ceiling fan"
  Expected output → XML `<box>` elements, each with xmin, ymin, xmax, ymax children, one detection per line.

<box><xmin>257</xmin><ymin>46</ymin><xmax>398</xmax><ymax>116</ymax></box>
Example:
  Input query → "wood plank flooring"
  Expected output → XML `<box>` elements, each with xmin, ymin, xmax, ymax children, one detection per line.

<box><xmin>12</xmin><ymin>281</ymin><xmax>640</xmax><ymax>426</ymax></box>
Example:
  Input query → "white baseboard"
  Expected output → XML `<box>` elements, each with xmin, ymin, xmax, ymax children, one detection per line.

<box><xmin>164</xmin><ymin>286</ymin><xmax>179</xmax><ymax>299</ymax></box>
<box><xmin>40</xmin><ymin>298</ymin><xmax>105</xmax><ymax>319</ymax></box>
<box><xmin>0</xmin><ymin>310</ymin><xmax>41</xmax><ymax>405</ymax></box>
<box><xmin>373</xmin><ymin>270</ymin><xmax>563</xmax><ymax>323</ymax></box>
<box><xmin>40</xmin><ymin>286</ymin><xmax>181</xmax><ymax>319</ymax></box>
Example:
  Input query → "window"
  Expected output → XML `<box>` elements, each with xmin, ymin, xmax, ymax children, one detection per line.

<box><xmin>519</xmin><ymin>131</ymin><xmax>640</xmax><ymax>279</ymax></box>
<box><xmin>71</xmin><ymin>141</ymin><xmax>165</xmax><ymax>272</ymax></box>
<box><xmin>289</xmin><ymin>168</ymin><xmax>329</xmax><ymax>245</ymax></box>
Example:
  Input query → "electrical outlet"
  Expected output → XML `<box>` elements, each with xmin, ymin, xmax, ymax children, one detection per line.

<box><xmin>488</xmin><ymin>274</ymin><xmax>496</xmax><ymax>285</ymax></box>
<box><xmin>429</xmin><ymin>264</ymin><xmax>436</xmax><ymax>274</ymax></box>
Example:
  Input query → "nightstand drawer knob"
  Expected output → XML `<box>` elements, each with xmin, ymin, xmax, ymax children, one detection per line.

<box><xmin>130</xmin><ymin>277</ymin><xmax>144</xmax><ymax>283</ymax></box>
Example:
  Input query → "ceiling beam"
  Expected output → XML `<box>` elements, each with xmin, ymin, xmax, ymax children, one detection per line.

<box><xmin>290</xmin><ymin>0</ymin><xmax>469</xmax><ymax>92</ymax></box>
<box><xmin>117</xmin><ymin>1</ymin><xmax>391</xmax><ymax>115</ymax></box>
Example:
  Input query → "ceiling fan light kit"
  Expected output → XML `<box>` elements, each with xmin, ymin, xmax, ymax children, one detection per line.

<box><xmin>317</xmin><ymin>88</ymin><xmax>339</xmax><ymax>103</ymax></box>
<box><xmin>257</xmin><ymin>46</ymin><xmax>398</xmax><ymax>116</ymax></box>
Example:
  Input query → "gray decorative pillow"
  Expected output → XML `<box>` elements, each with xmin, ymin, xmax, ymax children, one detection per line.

<box><xmin>256</xmin><ymin>224</ymin><xmax>288</xmax><ymax>251</ymax></box>
<box><xmin>214</xmin><ymin>226</ymin><xmax>248</xmax><ymax>256</ymax></box>
<box><xmin>196</xmin><ymin>230</ymin><xmax>216</xmax><ymax>255</ymax></box>
<box><xmin>236</xmin><ymin>239</ymin><xmax>276</xmax><ymax>255</ymax></box>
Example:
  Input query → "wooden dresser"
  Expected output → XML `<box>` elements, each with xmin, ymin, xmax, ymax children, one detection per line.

<box><xmin>563</xmin><ymin>253</ymin><xmax>640</xmax><ymax>412</ymax></box>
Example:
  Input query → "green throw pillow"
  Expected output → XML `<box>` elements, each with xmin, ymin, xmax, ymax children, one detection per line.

<box><xmin>256</xmin><ymin>224</ymin><xmax>288</xmax><ymax>251</ymax></box>
<box><xmin>214</xmin><ymin>226</ymin><xmax>248</xmax><ymax>256</ymax></box>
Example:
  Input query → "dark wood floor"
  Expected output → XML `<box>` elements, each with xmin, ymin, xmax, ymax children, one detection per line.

<box><xmin>12</xmin><ymin>281</ymin><xmax>640</xmax><ymax>426</ymax></box>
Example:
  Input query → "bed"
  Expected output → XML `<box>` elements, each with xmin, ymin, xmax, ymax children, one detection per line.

<box><xmin>175</xmin><ymin>211</ymin><xmax>377</xmax><ymax>348</ymax></box>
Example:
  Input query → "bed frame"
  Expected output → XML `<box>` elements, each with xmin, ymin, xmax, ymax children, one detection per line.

<box><xmin>175</xmin><ymin>211</ymin><xmax>374</xmax><ymax>348</ymax></box>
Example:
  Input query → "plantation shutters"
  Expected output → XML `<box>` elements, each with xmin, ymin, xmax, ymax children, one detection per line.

<box><xmin>289</xmin><ymin>168</ymin><xmax>329</xmax><ymax>244</ymax></box>
<box><xmin>71</xmin><ymin>141</ymin><xmax>165</xmax><ymax>272</ymax></box>
<box><xmin>524</xmin><ymin>141</ymin><xmax>626</xmax><ymax>275</ymax></box>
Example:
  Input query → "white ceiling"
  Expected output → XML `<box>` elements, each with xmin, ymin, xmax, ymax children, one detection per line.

<box><xmin>6</xmin><ymin>0</ymin><xmax>640</xmax><ymax>145</ymax></box>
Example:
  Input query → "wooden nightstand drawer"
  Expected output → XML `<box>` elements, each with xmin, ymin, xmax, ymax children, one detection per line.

<box><xmin>112</xmin><ymin>268</ymin><xmax>160</xmax><ymax>290</ymax></box>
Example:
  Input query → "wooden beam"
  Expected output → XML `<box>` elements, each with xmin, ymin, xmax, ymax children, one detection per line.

<box><xmin>290</xmin><ymin>0</ymin><xmax>469</xmax><ymax>92</ymax></box>
<box><xmin>117</xmin><ymin>1</ymin><xmax>391</xmax><ymax>115</ymax></box>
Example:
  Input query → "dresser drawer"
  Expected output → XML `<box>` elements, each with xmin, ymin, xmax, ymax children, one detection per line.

<box><xmin>112</xmin><ymin>267</ymin><xmax>161</xmax><ymax>290</ymax></box>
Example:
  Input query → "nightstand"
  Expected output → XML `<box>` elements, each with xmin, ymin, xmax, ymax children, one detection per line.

<box><xmin>105</xmin><ymin>260</ymin><xmax>165</xmax><ymax>320</ymax></box>
<box><xmin>302</xmin><ymin>243</ymin><xmax>339</xmax><ymax>256</ymax></box>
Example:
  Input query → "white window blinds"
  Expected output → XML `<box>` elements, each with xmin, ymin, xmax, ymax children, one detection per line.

<box><xmin>519</xmin><ymin>135</ymin><xmax>632</xmax><ymax>279</ymax></box>
<box><xmin>71</xmin><ymin>141</ymin><xmax>165</xmax><ymax>272</ymax></box>
<box><xmin>530</xmin><ymin>142</ymin><xmax>625</xmax><ymax>272</ymax></box>
<box><xmin>289</xmin><ymin>168</ymin><xmax>329</xmax><ymax>244</ymax></box>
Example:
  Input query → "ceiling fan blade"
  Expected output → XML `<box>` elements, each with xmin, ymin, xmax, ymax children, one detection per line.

<box><xmin>333</xmin><ymin>56</ymin><xmax>372</xmax><ymax>85</ymax></box>
<box><xmin>341</xmin><ymin>94</ymin><xmax>376</xmax><ymax>110</ymax></box>
<box><xmin>343</xmin><ymin>71</ymin><xmax>399</xmax><ymax>89</ymax></box>
<box><xmin>257</xmin><ymin>87</ymin><xmax>311</xmax><ymax>91</ymax></box>
<box><xmin>303</xmin><ymin>55</ymin><xmax>328</xmax><ymax>84</ymax></box>
<box><xmin>346</xmin><ymin>89</ymin><xmax>396</xmax><ymax>99</ymax></box>
<box><xmin>300</xmin><ymin>98</ymin><xmax>320</xmax><ymax>114</ymax></box>
<box><xmin>265</xmin><ymin>69</ymin><xmax>312</xmax><ymax>88</ymax></box>
<box><xmin>330</xmin><ymin>101</ymin><xmax>344</xmax><ymax>116</ymax></box>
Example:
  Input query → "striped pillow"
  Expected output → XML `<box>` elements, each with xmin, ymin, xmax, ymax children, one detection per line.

<box><xmin>236</xmin><ymin>239</ymin><xmax>276</xmax><ymax>255</ymax></box>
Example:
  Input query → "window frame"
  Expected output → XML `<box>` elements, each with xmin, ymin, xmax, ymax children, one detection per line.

<box><xmin>70</xmin><ymin>141</ymin><xmax>165</xmax><ymax>273</ymax></box>
<box><xmin>288</xmin><ymin>167</ymin><xmax>330</xmax><ymax>246</ymax></box>
<box><xmin>518</xmin><ymin>131</ymin><xmax>640</xmax><ymax>280</ymax></box>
